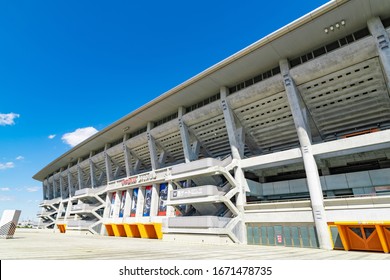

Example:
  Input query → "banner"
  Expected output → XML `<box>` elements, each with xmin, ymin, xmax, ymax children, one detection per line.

<box><xmin>158</xmin><ymin>183</ymin><xmax>167</xmax><ymax>216</ymax></box>
<box><xmin>130</xmin><ymin>188</ymin><xmax>138</xmax><ymax>217</ymax></box>
<box><xmin>143</xmin><ymin>186</ymin><xmax>152</xmax><ymax>216</ymax></box>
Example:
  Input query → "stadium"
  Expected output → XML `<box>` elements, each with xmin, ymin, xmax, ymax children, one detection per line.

<box><xmin>34</xmin><ymin>0</ymin><xmax>390</xmax><ymax>253</ymax></box>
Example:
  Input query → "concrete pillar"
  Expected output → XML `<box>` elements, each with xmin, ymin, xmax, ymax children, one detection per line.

<box><xmin>368</xmin><ymin>17</ymin><xmax>390</xmax><ymax>89</ymax></box>
<box><xmin>89</xmin><ymin>159</ymin><xmax>96</xmax><ymax>189</ymax></box>
<box><xmin>43</xmin><ymin>180</ymin><xmax>48</xmax><ymax>200</ymax></box>
<box><xmin>146</xmin><ymin>123</ymin><xmax>164</xmax><ymax>218</ymax></box>
<box><xmin>136</xmin><ymin>187</ymin><xmax>146</xmax><ymax>217</ymax></box>
<box><xmin>178</xmin><ymin>107</ymin><xmax>195</xmax><ymax>163</ymax></box>
<box><xmin>59</xmin><ymin>171</ymin><xmax>64</xmax><ymax>199</ymax></box>
<box><xmin>166</xmin><ymin>182</ymin><xmax>176</xmax><ymax>217</ymax></box>
<box><xmin>150</xmin><ymin>184</ymin><xmax>159</xmax><ymax>216</ymax></box>
<box><xmin>48</xmin><ymin>177</ymin><xmax>54</xmax><ymax>200</ymax></box>
<box><xmin>220</xmin><ymin>87</ymin><xmax>244</xmax><ymax>159</ymax></box>
<box><xmin>280</xmin><ymin>59</ymin><xmax>332</xmax><ymax>250</ymax></box>
<box><xmin>147</xmin><ymin>122</ymin><xmax>159</xmax><ymax>170</ymax></box>
<box><xmin>77</xmin><ymin>158</ymin><xmax>83</xmax><ymax>190</ymax></box>
<box><xmin>123</xmin><ymin>144</ymin><xmax>133</xmax><ymax>177</ymax></box>
<box><xmin>52</xmin><ymin>175</ymin><xmax>57</xmax><ymax>198</ymax></box>
<box><xmin>67</xmin><ymin>164</ymin><xmax>74</xmax><ymax>198</ymax></box>
<box><xmin>104</xmin><ymin>145</ymin><xmax>112</xmax><ymax>183</ymax></box>
<box><xmin>220</xmin><ymin>86</ymin><xmax>247</xmax><ymax>244</ymax></box>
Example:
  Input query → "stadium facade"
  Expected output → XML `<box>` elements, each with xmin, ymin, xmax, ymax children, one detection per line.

<box><xmin>34</xmin><ymin>0</ymin><xmax>390</xmax><ymax>253</ymax></box>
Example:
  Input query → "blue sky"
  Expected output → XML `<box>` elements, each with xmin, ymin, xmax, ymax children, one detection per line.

<box><xmin>0</xmin><ymin>0</ymin><xmax>329</xmax><ymax>221</ymax></box>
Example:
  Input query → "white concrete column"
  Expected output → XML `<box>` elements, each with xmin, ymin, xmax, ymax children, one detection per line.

<box><xmin>220</xmin><ymin>87</ymin><xmax>244</xmax><ymax>159</ymax></box>
<box><xmin>113</xmin><ymin>191</ymin><xmax>121</xmax><ymax>218</ymax></box>
<box><xmin>220</xmin><ymin>86</ymin><xmax>247</xmax><ymax>244</ymax></box>
<box><xmin>166</xmin><ymin>182</ymin><xmax>176</xmax><ymax>217</ymax></box>
<box><xmin>136</xmin><ymin>187</ymin><xmax>146</xmax><ymax>218</ymax></box>
<box><xmin>48</xmin><ymin>177</ymin><xmax>54</xmax><ymax>199</ymax></box>
<box><xmin>64</xmin><ymin>201</ymin><xmax>72</xmax><ymax>221</ymax></box>
<box><xmin>89</xmin><ymin>159</ymin><xmax>96</xmax><ymax>189</ymax></box>
<box><xmin>368</xmin><ymin>17</ymin><xmax>390</xmax><ymax>89</ymax></box>
<box><xmin>280</xmin><ymin>59</ymin><xmax>332</xmax><ymax>250</ymax></box>
<box><xmin>59</xmin><ymin>170</ymin><xmax>64</xmax><ymax>199</ymax></box>
<box><xmin>147</xmin><ymin>122</ymin><xmax>159</xmax><ymax>170</ymax></box>
<box><xmin>43</xmin><ymin>179</ymin><xmax>48</xmax><ymax>200</ymax></box>
<box><xmin>150</xmin><ymin>184</ymin><xmax>159</xmax><ymax>217</ymax></box>
<box><xmin>52</xmin><ymin>175</ymin><xmax>57</xmax><ymax>198</ymax></box>
<box><xmin>124</xmin><ymin>190</ymin><xmax>132</xmax><ymax>218</ymax></box>
<box><xmin>67</xmin><ymin>171</ymin><xmax>71</xmax><ymax>198</ymax></box>
<box><xmin>77</xmin><ymin>158</ymin><xmax>83</xmax><ymax>190</ymax></box>
<box><xmin>104</xmin><ymin>145</ymin><xmax>112</xmax><ymax>183</ymax></box>
<box><xmin>178</xmin><ymin>107</ymin><xmax>195</xmax><ymax>163</ymax></box>
<box><xmin>123</xmin><ymin>144</ymin><xmax>133</xmax><ymax>177</ymax></box>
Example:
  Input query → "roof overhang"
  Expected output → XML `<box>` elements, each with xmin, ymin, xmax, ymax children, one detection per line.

<box><xmin>33</xmin><ymin>0</ymin><xmax>390</xmax><ymax>181</ymax></box>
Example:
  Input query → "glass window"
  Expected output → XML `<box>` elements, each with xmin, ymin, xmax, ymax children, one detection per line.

<box><xmin>349</xmin><ymin>227</ymin><xmax>363</xmax><ymax>238</ymax></box>
<box><xmin>364</xmin><ymin>227</ymin><xmax>375</xmax><ymax>239</ymax></box>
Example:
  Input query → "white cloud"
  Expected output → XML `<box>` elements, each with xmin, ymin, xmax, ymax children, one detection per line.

<box><xmin>0</xmin><ymin>196</ymin><xmax>12</xmax><ymax>201</ymax></box>
<box><xmin>26</xmin><ymin>187</ymin><xmax>40</xmax><ymax>192</ymax></box>
<box><xmin>0</xmin><ymin>187</ymin><xmax>10</xmax><ymax>191</ymax></box>
<box><xmin>48</xmin><ymin>134</ymin><xmax>56</xmax><ymax>139</ymax></box>
<box><xmin>0</xmin><ymin>113</ymin><xmax>20</xmax><ymax>126</ymax></box>
<box><xmin>61</xmin><ymin>127</ymin><xmax>98</xmax><ymax>147</ymax></box>
<box><xmin>0</xmin><ymin>162</ymin><xmax>15</xmax><ymax>170</ymax></box>
<box><xmin>16</xmin><ymin>156</ymin><xmax>24</xmax><ymax>160</ymax></box>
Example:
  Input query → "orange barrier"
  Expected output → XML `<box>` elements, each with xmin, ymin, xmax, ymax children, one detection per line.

<box><xmin>57</xmin><ymin>224</ymin><xmax>66</xmax><ymax>233</ymax></box>
<box><xmin>329</xmin><ymin>221</ymin><xmax>390</xmax><ymax>253</ymax></box>
<box><xmin>112</xmin><ymin>224</ymin><xmax>127</xmax><ymax>237</ymax></box>
<box><xmin>137</xmin><ymin>223</ymin><xmax>162</xmax><ymax>239</ymax></box>
<box><xmin>124</xmin><ymin>224</ymin><xmax>141</xmax><ymax>238</ymax></box>
<box><xmin>104</xmin><ymin>224</ymin><xmax>115</xmax><ymax>236</ymax></box>
<box><xmin>104</xmin><ymin>223</ymin><xmax>162</xmax><ymax>239</ymax></box>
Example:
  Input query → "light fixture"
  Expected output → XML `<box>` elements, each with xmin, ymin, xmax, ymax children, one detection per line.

<box><xmin>324</xmin><ymin>20</ymin><xmax>346</xmax><ymax>34</ymax></box>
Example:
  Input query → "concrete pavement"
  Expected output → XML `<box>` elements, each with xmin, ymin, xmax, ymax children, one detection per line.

<box><xmin>1</xmin><ymin>228</ymin><xmax>389</xmax><ymax>260</ymax></box>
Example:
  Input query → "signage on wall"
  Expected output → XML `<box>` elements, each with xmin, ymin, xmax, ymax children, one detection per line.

<box><xmin>118</xmin><ymin>168</ymin><xmax>170</xmax><ymax>188</ymax></box>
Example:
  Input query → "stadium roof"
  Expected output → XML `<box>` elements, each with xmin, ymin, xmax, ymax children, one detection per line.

<box><xmin>34</xmin><ymin>0</ymin><xmax>390</xmax><ymax>181</ymax></box>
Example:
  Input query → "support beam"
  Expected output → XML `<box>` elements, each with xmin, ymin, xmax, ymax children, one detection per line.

<box><xmin>77</xmin><ymin>158</ymin><xmax>84</xmax><ymax>190</ymax></box>
<box><xmin>147</xmin><ymin>122</ymin><xmax>159</xmax><ymax>170</ymax></box>
<box><xmin>280</xmin><ymin>59</ymin><xmax>332</xmax><ymax>250</ymax></box>
<box><xmin>89</xmin><ymin>158</ymin><xmax>97</xmax><ymax>189</ymax></box>
<box><xmin>221</xmin><ymin>87</ymin><xmax>244</xmax><ymax>160</ymax></box>
<box><xmin>104</xmin><ymin>144</ymin><xmax>113</xmax><ymax>183</ymax></box>
<box><xmin>220</xmin><ymin>86</ymin><xmax>247</xmax><ymax>244</ymax></box>
<box><xmin>178</xmin><ymin>107</ymin><xmax>197</xmax><ymax>163</ymax></box>
<box><xmin>123</xmin><ymin>134</ymin><xmax>134</xmax><ymax>177</ymax></box>
<box><xmin>368</xmin><ymin>17</ymin><xmax>390</xmax><ymax>89</ymax></box>
<box><xmin>48</xmin><ymin>177</ymin><xmax>54</xmax><ymax>199</ymax></box>
<box><xmin>67</xmin><ymin>166</ymin><xmax>74</xmax><ymax>197</ymax></box>
<box><xmin>59</xmin><ymin>168</ymin><xmax>64</xmax><ymax>198</ymax></box>
<box><xmin>52</xmin><ymin>174</ymin><xmax>57</xmax><ymax>198</ymax></box>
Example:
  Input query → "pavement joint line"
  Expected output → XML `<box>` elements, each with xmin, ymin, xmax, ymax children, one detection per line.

<box><xmin>1</xmin><ymin>229</ymin><xmax>390</xmax><ymax>260</ymax></box>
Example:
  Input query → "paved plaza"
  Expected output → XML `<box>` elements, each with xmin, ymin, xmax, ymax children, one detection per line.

<box><xmin>1</xmin><ymin>228</ymin><xmax>389</xmax><ymax>260</ymax></box>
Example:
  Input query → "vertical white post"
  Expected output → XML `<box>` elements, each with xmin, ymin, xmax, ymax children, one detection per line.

<box><xmin>221</xmin><ymin>86</ymin><xmax>247</xmax><ymax>244</ymax></box>
<box><xmin>104</xmin><ymin>145</ymin><xmax>112</xmax><ymax>183</ymax></box>
<box><xmin>77</xmin><ymin>158</ymin><xmax>83</xmax><ymax>190</ymax></box>
<box><xmin>280</xmin><ymin>59</ymin><xmax>332</xmax><ymax>250</ymax></box>
<box><xmin>368</xmin><ymin>17</ymin><xmax>390</xmax><ymax>89</ymax></box>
